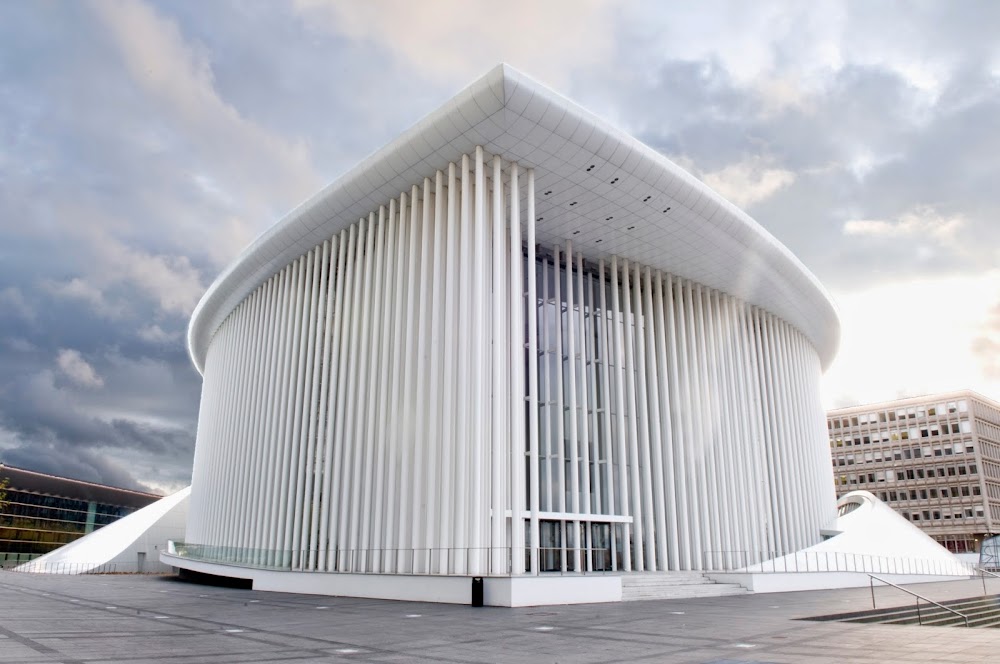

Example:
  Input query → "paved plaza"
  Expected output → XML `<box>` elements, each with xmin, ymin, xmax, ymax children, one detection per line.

<box><xmin>1</xmin><ymin>571</ymin><xmax>999</xmax><ymax>663</ymax></box>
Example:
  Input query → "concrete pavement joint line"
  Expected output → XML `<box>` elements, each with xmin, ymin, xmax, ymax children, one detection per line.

<box><xmin>0</xmin><ymin>624</ymin><xmax>84</xmax><ymax>664</ymax></box>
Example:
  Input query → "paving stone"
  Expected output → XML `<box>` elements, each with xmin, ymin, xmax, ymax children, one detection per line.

<box><xmin>1</xmin><ymin>572</ymin><xmax>999</xmax><ymax>663</ymax></box>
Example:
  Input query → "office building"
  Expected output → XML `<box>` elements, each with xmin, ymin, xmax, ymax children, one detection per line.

<box><xmin>827</xmin><ymin>390</ymin><xmax>1000</xmax><ymax>553</ymax></box>
<box><xmin>0</xmin><ymin>464</ymin><xmax>160</xmax><ymax>565</ymax></box>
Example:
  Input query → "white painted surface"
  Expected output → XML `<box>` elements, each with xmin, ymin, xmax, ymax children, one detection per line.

<box><xmin>713</xmin><ymin>571</ymin><xmax>971</xmax><ymax>593</ymax></box>
<box><xmin>162</xmin><ymin>552</ymin><xmax>621</xmax><ymax>606</ymax></box>
<box><xmin>486</xmin><ymin>576</ymin><xmax>623</xmax><ymax>607</ymax></box>
<box><xmin>19</xmin><ymin>487</ymin><xmax>190</xmax><ymax>574</ymax></box>
<box><xmin>182</xmin><ymin>64</ymin><xmax>839</xmax><ymax>579</ymax></box>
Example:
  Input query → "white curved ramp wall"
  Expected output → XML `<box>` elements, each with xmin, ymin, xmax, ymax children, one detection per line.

<box><xmin>17</xmin><ymin>487</ymin><xmax>190</xmax><ymax>574</ymax></box>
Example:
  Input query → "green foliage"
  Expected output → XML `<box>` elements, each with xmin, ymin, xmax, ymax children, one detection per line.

<box><xmin>0</xmin><ymin>476</ymin><xmax>7</xmax><ymax>513</ymax></box>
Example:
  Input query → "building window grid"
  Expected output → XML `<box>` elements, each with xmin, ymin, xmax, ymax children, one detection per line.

<box><xmin>828</xmin><ymin>395</ymin><xmax>1000</xmax><ymax>550</ymax></box>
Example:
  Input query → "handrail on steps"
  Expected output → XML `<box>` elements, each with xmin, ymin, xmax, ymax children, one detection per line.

<box><xmin>868</xmin><ymin>573</ymin><xmax>970</xmax><ymax>627</ymax></box>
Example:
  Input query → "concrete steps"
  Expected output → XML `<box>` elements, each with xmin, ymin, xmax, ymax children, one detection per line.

<box><xmin>621</xmin><ymin>572</ymin><xmax>749</xmax><ymax>601</ymax></box>
<box><xmin>810</xmin><ymin>594</ymin><xmax>1000</xmax><ymax>628</ymax></box>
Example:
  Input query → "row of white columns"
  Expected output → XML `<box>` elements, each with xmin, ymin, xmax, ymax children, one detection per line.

<box><xmin>530</xmin><ymin>251</ymin><xmax>831</xmax><ymax>571</ymax></box>
<box><xmin>187</xmin><ymin>144</ymin><xmax>835</xmax><ymax>576</ymax></box>
<box><xmin>188</xmin><ymin>148</ymin><xmax>530</xmax><ymax>575</ymax></box>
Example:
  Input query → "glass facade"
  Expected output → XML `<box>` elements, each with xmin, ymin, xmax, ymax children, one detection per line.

<box><xmin>0</xmin><ymin>466</ymin><xmax>160</xmax><ymax>564</ymax></box>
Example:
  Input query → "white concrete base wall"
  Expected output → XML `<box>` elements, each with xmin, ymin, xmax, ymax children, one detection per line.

<box><xmin>485</xmin><ymin>576</ymin><xmax>622</xmax><ymax>607</ymax></box>
<box><xmin>708</xmin><ymin>571</ymin><xmax>971</xmax><ymax>593</ymax></box>
<box><xmin>161</xmin><ymin>553</ymin><xmax>623</xmax><ymax>606</ymax></box>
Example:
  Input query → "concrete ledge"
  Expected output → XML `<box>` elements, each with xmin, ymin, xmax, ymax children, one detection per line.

<box><xmin>486</xmin><ymin>575</ymin><xmax>622</xmax><ymax>607</ymax></box>
<box><xmin>161</xmin><ymin>552</ymin><xmax>623</xmax><ymax>606</ymax></box>
<box><xmin>708</xmin><ymin>571</ymin><xmax>972</xmax><ymax>593</ymax></box>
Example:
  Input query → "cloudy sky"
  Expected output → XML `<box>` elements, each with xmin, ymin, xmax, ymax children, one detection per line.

<box><xmin>2</xmin><ymin>0</ymin><xmax>999</xmax><ymax>494</ymax></box>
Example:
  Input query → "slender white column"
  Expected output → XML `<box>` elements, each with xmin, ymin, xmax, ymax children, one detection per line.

<box><xmin>541</xmin><ymin>255</ymin><xmax>553</xmax><ymax>514</ymax></box>
<box><xmin>471</xmin><ymin>146</ymin><xmax>487</xmax><ymax>574</ymax></box>
<box><xmin>439</xmin><ymin>168</ymin><xmax>458</xmax><ymax>572</ymax></box>
<box><xmin>508</xmin><ymin>162</ymin><xmax>525</xmax><ymax>575</ymax></box>
<box><xmin>652</xmin><ymin>271</ymin><xmax>679</xmax><ymax>569</ymax></box>
<box><xmin>243</xmin><ymin>276</ymin><xmax>278</xmax><ymax>561</ymax></box>
<box><xmin>455</xmin><ymin>156</ymin><xmax>471</xmax><ymax>573</ymax></box>
<box><xmin>575</xmin><ymin>252</ymin><xmax>593</xmax><ymax>572</ymax></box>
<box><xmin>552</xmin><ymin>244</ymin><xmax>567</xmax><ymax>571</ymax></box>
<box><xmin>631</xmin><ymin>263</ymin><xmax>659</xmax><ymax>569</ymax></box>
<box><xmin>490</xmin><ymin>156</ymin><xmax>507</xmax><ymax>575</ymax></box>
<box><xmin>620</xmin><ymin>259</ymin><xmax>646</xmax><ymax>571</ymax></box>
<box><xmin>293</xmin><ymin>244</ymin><xmax>320</xmax><ymax>568</ymax></box>
<box><xmin>609</xmin><ymin>256</ymin><xmax>632</xmax><ymax>571</ymax></box>
<box><xmin>584</xmin><ymin>273</ymin><xmax>602</xmax><ymax>516</ymax></box>
<box><xmin>385</xmin><ymin>196</ymin><xmax>409</xmax><ymax>572</ymax></box>
<box><xmin>564</xmin><ymin>240</ymin><xmax>581</xmax><ymax>571</ymax></box>
<box><xmin>330</xmin><ymin>219</ymin><xmax>365</xmax><ymax>572</ymax></box>
<box><xmin>642</xmin><ymin>267</ymin><xmax>669</xmax><ymax>569</ymax></box>
<box><xmin>663</xmin><ymin>273</ymin><xmax>691</xmax><ymax>569</ymax></box>
<box><xmin>320</xmin><ymin>229</ymin><xmax>350</xmax><ymax>570</ymax></box>
<box><xmin>426</xmin><ymin>171</ymin><xmax>447</xmax><ymax>572</ymax></box>
<box><xmin>526</xmin><ymin>168</ymin><xmax>540</xmax><ymax>575</ymax></box>
<box><xmin>308</xmin><ymin>237</ymin><xmax>336</xmax><ymax>569</ymax></box>
<box><xmin>597</xmin><ymin>260</ymin><xmax>620</xmax><ymax>570</ymax></box>
<box><xmin>358</xmin><ymin>207</ymin><xmax>387</xmax><ymax>570</ymax></box>
<box><xmin>370</xmin><ymin>204</ymin><xmax>396</xmax><ymax>572</ymax></box>
<box><xmin>261</xmin><ymin>262</ymin><xmax>296</xmax><ymax>564</ymax></box>
<box><xmin>397</xmin><ymin>188</ymin><xmax>420</xmax><ymax>570</ymax></box>
<box><xmin>409</xmin><ymin>178</ymin><xmax>434</xmax><ymax>572</ymax></box>
<box><xmin>675</xmin><ymin>279</ymin><xmax>702</xmax><ymax>569</ymax></box>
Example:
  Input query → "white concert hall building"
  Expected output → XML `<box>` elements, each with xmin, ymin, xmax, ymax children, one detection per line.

<box><xmin>165</xmin><ymin>64</ymin><xmax>842</xmax><ymax>605</ymax></box>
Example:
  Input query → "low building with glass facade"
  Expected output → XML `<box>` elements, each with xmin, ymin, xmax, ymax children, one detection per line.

<box><xmin>167</xmin><ymin>64</ymin><xmax>840</xmax><ymax>604</ymax></box>
<box><xmin>0</xmin><ymin>464</ymin><xmax>161</xmax><ymax>565</ymax></box>
<box><xmin>827</xmin><ymin>390</ymin><xmax>1000</xmax><ymax>553</ymax></box>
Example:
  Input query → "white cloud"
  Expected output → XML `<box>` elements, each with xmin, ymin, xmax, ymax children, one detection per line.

<box><xmin>42</xmin><ymin>277</ymin><xmax>123</xmax><ymax>318</ymax></box>
<box><xmin>56</xmin><ymin>349</ymin><xmax>104</xmax><ymax>388</ymax></box>
<box><xmin>88</xmin><ymin>0</ymin><xmax>321</xmax><ymax>215</ymax></box>
<box><xmin>702</xmin><ymin>156</ymin><xmax>796</xmax><ymax>208</ymax></box>
<box><xmin>843</xmin><ymin>206</ymin><xmax>964</xmax><ymax>241</ymax></box>
<box><xmin>292</xmin><ymin>0</ymin><xmax>616</xmax><ymax>87</ymax></box>
<box><xmin>43</xmin><ymin>237</ymin><xmax>205</xmax><ymax>318</ymax></box>
<box><xmin>98</xmin><ymin>238</ymin><xmax>205</xmax><ymax>316</ymax></box>
<box><xmin>137</xmin><ymin>324</ymin><xmax>180</xmax><ymax>344</ymax></box>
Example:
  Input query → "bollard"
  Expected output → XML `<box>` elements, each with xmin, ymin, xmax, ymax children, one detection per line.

<box><xmin>471</xmin><ymin>576</ymin><xmax>484</xmax><ymax>607</ymax></box>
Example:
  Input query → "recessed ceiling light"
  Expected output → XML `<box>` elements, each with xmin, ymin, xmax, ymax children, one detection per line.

<box><xmin>595</xmin><ymin>239</ymin><xmax>603</xmax><ymax>243</ymax></box>
<box><xmin>569</xmin><ymin>201</ymin><xmax>577</xmax><ymax>206</ymax></box>
<box><xmin>536</xmin><ymin>216</ymin><xmax>543</xmax><ymax>222</ymax></box>
<box><xmin>610</xmin><ymin>177</ymin><xmax>619</xmax><ymax>184</ymax></box>
<box><xmin>627</xmin><ymin>225</ymin><xmax>636</xmax><ymax>230</ymax></box>
<box><xmin>605</xmin><ymin>216</ymin><xmax>613</xmax><ymax>221</ymax></box>
<box><xmin>643</xmin><ymin>196</ymin><xmax>652</xmax><ymax>202</ymax></box>
<box><xmin>572</xmin><ymin>230</ymin><xmax>580</xmax><ymax>235</ymax></box>
<box><xmin>544</xmin><ymin>190</ymin><xmax>552</xmax><ymax>195</ymax></box>
<box><xmin>663</xmin><ymin>207</ymin><xmax>671</xmax><ymax>213</ymax></box>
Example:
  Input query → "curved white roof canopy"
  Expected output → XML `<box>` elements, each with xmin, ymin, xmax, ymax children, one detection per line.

<box><xmin>189</xmin><ymin>64</ymin><xmax>839</xmax><ymax>373</ymax></box>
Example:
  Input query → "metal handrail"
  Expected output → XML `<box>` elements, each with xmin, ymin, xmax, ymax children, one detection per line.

<box><xmin>976</xmin><ymin>566</ymin><xmax>1000</xmax><ymax>596</ymax></box>
<box><xmin>868</xmin><ymin>573</ymin><xmax>970</xmax><ymax>627</ymax></box>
